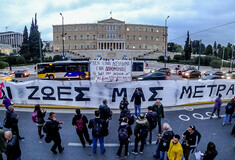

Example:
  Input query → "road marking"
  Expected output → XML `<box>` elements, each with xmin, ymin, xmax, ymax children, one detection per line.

<box><xmin>179</xmin><ymin>115</ymin><xmax>190</xmax><ymax>121</ymax></box>
<box><xmin>184</xmin><ymin>107</ymin><xmax>194</xmax><ymax>111</ymax></box>
<box><xmin>68</xmin><ymin>141</ymin><xmax>158</xmax><ymax>147</ymax></box>
<box><xmin>192</xmin><ymin>113</ymin><xmax>204</xmax><ymax>120</ymax></box>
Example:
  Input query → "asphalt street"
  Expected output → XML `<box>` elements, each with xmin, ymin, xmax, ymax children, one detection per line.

<box><xmin>0</xmin><ymin>105</ymin><xmax>234</xmax><ymax>160</ymax></box>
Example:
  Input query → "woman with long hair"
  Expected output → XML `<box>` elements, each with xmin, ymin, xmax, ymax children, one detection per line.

<box><xmin>34</xmin><ymin>104</ymin><xmax>46</xmax><ymax>139</ymax></box>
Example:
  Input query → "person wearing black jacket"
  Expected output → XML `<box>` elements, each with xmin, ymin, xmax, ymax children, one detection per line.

<box><xmin>202</xmin><ymin>142</ymin><xmax>218</xmax><ymax>160</ymax></box>
<box><xmin>45</xmin><ymin>112</ymin><xmax>64</xmax><ymax>154</ymax></box>
<box><xmin>88</xmin><ymin>110</ymin><xmax>107</xmax><ymax>154</ymax></box>
<box><xmin>120</xmin><ymin>97</ymin><xmax>129</xmax><ymax>109</ymax></box>
<box><xmin>131</xmin><ymin>88</ymin><xmax>145</xmax><ymax>118</ymax></box>
<box><xmin>99</xmin><ymin>99</ymin><xmax>112</xmax><ymax>121</ymax></box>
<box><xmin>146</xmin><ymin>106</ymin><xmax>158</xmax><ymax>144</ymax></box>
<box><xmin>4</xmin><ymin>131</ymin><xmax>21</xmax><ymax>160</ymax></box>
<box><xmin>72</xmin><ymin>109</ymin><xmax>92</xmax><ymax>147</ymax></box>
<box><xmin>119</xmin><ymin>105</ymin><xmax>135</xmax><ymax>126</ymax></box>
<box><xmin>223</xmin><ymin>98</ymin><xmax>235</xmax><ymax>125</ymax></box>
<box><xmin>34</xmin><ymin>104</ymin><xmax>46</xmax><ymax>139</ymax></box>
<box><xmin>117</xmin><ymin>117</ymin><xmax>132</xmax><ymax>158</ymax></box>
<box><xmin>152</xmin><ymin>99</ymin><xmax>165</xmax><ymax>133</ymax></box>
<box><xmin>6</xmin><ymin>106</ymin><xmax>24</xmax><ymax>140</ymax></box>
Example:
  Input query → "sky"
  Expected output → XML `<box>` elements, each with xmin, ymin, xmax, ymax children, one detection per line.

<box><xmin>1</xmin><ymin>0</ymin><xmax>235</xmax><ymax>47</ymax></box>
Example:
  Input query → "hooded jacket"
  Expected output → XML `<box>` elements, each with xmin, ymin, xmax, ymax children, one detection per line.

<box><xmin>6</xmin><ymin>135</ymin><xmax>21</xmax><ymax>160</ymax></box>
<box><xmin>118</xmin><ymin>122</ymin><xmax>132</xmax><ymax>138</ymax></box>
<box><xmin>167</xmin><ymin>140</ymin><xmax>183</xmax><ymax>160</ymax></box>
<box><xmin>158</xmin><ymin>127</ymin><xmax>174</xmax><ymax>151</ymax></box>
<box><xmin>214</xmin><ymin>97</ymin><xmax>222</xmax><ymax>109</ymax></box>
<box><xmin>134</xmin><ymin>118</ymin><xmax>150</xmax><ymax>137</ymax></box>
<box><xmin>0</xmin><ymin>129</ymin><xmax>6</xmax><ymax>153</ymax></box>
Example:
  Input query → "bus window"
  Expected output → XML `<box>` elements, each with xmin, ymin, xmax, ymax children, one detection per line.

<box><xmin>67</xmin><ymin>64</ymin><xmax>77</xmax><ymax>72</ymax></box>
<box><xmin>54</xmin><ymin>64</ymin><xmax>66</xmax><ymax>72</ymax></box>
<box><xmin>132</xmin><ymin>62</ymin><xmax>144</xmax><ymax>71</ymax></box>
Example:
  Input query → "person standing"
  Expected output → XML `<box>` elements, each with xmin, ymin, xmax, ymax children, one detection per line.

<box><xmin>117</xmin><ymin>117</ymin><xmax>132</xmax><ymax>158</ymax></box>
<box><xmin>182</xmin><ymin>125</ymin><xmax>200</xmax><ymax>160</ymax></box>
<box><xmin>2</xmin><ymin>95</ymin><xmax>11</xmax><ymax>110</ymax></box>
<box><xmin>0</xmin><ymin>129</ymin><xmax>7</xmax><ymax>160</ymax></box>
<box><xmin>202</xmin><ymin>142</ymin><xmax>218</xmax><ymax>160</ymax></box>
<box><xmin>167</xmin><ymin>134</ymin><xmax>183</xmax><ymax>160</ymax></box>
<box><xmin>223</xmin><ymin>98</ymin><xmax>235</xmax><ymax>125</ymax></box>
<box><xmin>152</xmin><ymin>99</ymin><xmax>165</xmax><ymax>133</ymax></box>
<box><xmin>210</xmin><ymin>94</ymin><xmax>222</xmax><ymax>118</ymax></box>
<box><xmin>99</xmin><ymin>99</ymin><xmax>112</xmax><ymax>122</ymax></box>
<box><xmin>146</xmin><ymin>106</ymin><xmax>158</xmax><ymax>144</ymax></box>
<box><xmin>153</xmin><ymin>123</ymin><xmax>174</xmax><ymax>160</ymax></box>
<box><xmin>88</xmin><ymin>110</ymin><xmax>107</xmax><ymax>154</ymax></box>
<box><xmin>45</xmin><ymin>112</ymin><xmax>64</xmax><ymax>154</ymax></box>
<box><xmin>6</xmin><ymin>106</ymin><xmax>24</xmax><ymax>140</ymax></box>
<box><xmin>131</xmin><ymin>113</ymin><xmax>150</xmax><ymax>155</ymax></box>
<box><xmin>120</xmin><ymin>97</ymin><xmax>129</xmax><ymax>109</ymax></box>
<box><xmin>4</xmin><ymin>131</ymin><xmax>21</xmax><ymax>160</ymax></box>
<box><xmin>131</xmin><ymin>88</ymin><xmax>145</xmax><ymax>118</ymax></box>
<box><xmin>33</xmin><ymin>104</ymin><xmax>46</xmax><ymax>139</ymax></box>
<box><xmin>119</xmin><ymin>105</ymin><xmax>135</xmax><ymax>126</ymax></box>
<box><xmin>72</xmin><ymin>109</ymin><xmax>92</xmax><ymax>147</ymax></box>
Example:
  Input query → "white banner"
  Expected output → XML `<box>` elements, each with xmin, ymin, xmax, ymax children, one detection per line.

<box><xmin>90</xmin><ymin>60</ymin><xmax>132</xmax><ymax>82</ymax></box>
<box><xmin>0</xmin><ymin>79</ymin><xmax>234</xmax><ymax>108</ymax></box>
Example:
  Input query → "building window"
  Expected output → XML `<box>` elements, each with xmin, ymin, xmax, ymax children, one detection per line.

<box><xmin>101</xmin><ymin>35</ymin><xmax>104</xmax><ymax>38</ymax></box>
<box><xmin>57</xmin><ymin>46</ymin><xmax>59</xmax><ymax>49</ymax></box>
<box><xmin>80</xmin><ymin>35</ymin><xmax>83</xmax><ymax>40</ymax></box>
<box><xmin>68</xmin><ymin>36</ymin><xmax>71</xmax><ymax>40</ymax></box>
<box><xmin>127</xmin><ymin>35</ymin><xmax>130</xmax><ymax>40</ymax></box>
<box><xmin>156</xmin><ymin>29</ymin><xmax>159</xmax><ymax>32</ymax></box>
<box><xmin>162</xmin><ymin>29</ymin><xmax>165</xmax><ymax>32</ymax></box>
<box><xmin>145</xmin><ymin>45</ymin><xmax>147</xmax><ymax>49</ymax></box>
<box><xmin>86</xmin><ymin>26</ymin><xmax>90</xmax><ymax>31</ymax></box>
<box><xmin>162</xmin><ymin>46</ymin><xmax>164</xmax><ymax>50</ymax></box>
<box><xmin>86</xmin><ymin>35</ymin><xmax>90</xmax><ymax>40</ymax></box>
<box><xmin>56</xmin><ymin>28</ymin><xmax>59</xmax><ymax>32</ymax></box>
<box><xmin>56</xmin><ymin>37</ymin><xmax>59</xmax><ymax>41</ymax></box>
<box><xmin>81</xmin><ymin>45</ymin><xmax>83</xmax><ymax>49</ymax></box>
<box><xmin>139</xmin><ymin>36</ymin><xmax>141</xmax><ymax>40</ymax></box>
<box><xmin>156</xmin><ymin>37</ymin><xmax>159</xmax><ymax>41</ymax></box>
<box><xmin>151</xmin><ymin>28</ymin><xmax>154</xmax><ymax>32</ymax></box>
<box><xmin>127</xmin><ymin>27</ymin><xmax>129</xmax><ymax>31</ymax></box>
<box><xmin>74</xmin><ymin>45</ymin><xmax>77</xmax><ymax>49</ymax></box>
<box><xmin>127</xmin><ymin>45</ymin><xmax>129</xmax><ymax>49</ymax></box>
<box><xmin>133</xmin><ymin>45</ymin><xmax>135</xmax><ymax>49</ymax></box>
<box><xmin>74</xmin><ymin>35</ymin><xmax>77</xmax><ymax>40</ymax></box>
<box><xmin>74</xmin><ymin>27</ymin><xmax>77</xmax><ymax>31</ymax></box>
<box><xmin>68</xmin><ymin>27</ymin><xmax>71</xmax><ymax>31</ymax></box>
<box><xmin>107</xmin><ymin>25</ymin><xmax>116</xmax><ymax>30</ymax></box>
<box><xmin>93</xmin><ymin>26</ymin><xmax>96</xmax><ymax>30</ymax></box>
<box><xmin>145</xmin><ymin>36</ymin><xmax>148</xmax><ymax>41</ymax></box>
<box><xmin>87</xmin><ymin>44</ymin><xmax>89</xmax><ymax>49</ymax></box>
<box><xmin>68</xmin><ymin>45</ymin><xmax>71</xmax><ymax>50</ymax></box>
<box><xmin>119</xmin><ymin>26</ymin><xmax>122</xmax><ymax>30</ymax></box>
<box><xmin>139</xmin><ymin>45</ymin><xmax>141</xmax><ymax>49</ymax></box>
<box><xmin>80</xmin><ymin>26</ymin><xmax>83</xmax><ymax>30</ymax></box>
<box><xmin>133</xmin><ymin>27</ymin><xmax>136</xmax><ymax>31</ymax></box>
<box><xmin>93</xmin><ymin>45</ymin><xmax>96</xmax><ymax>49</ymax></box>
<box><xmin>162</xmin><ymin>37</ymin><xmax>165</xmax><ymax>41</ymax></box>
<box><xmin>151</xmin><ymin>36</ymin><xmax>154</xmax><ymax>41</ymax></box>
<box><xmin>139</xmin><ymin>27</ymin><xmax>142</xmax><ymax>31</ymax></box>
<box><xmin>93</xmin><ymin>35</ymin><xmax>96</xmax><ymax>40</ymax></box>
<box><xmin>133</xmin><ymin>35</ymin><xmax>136</xmax><ymax>40</ymax></box>
<box><xmin>145</xmin><ymin>28</ymin><xmax>148</xmax><ymax>32</ymax></box>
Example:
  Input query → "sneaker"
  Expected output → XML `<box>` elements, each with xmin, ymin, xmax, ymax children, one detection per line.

<box><xmin>124</xmin><ymin>152</ymin><xmax>129</xmax><ymax>158</ymax></box>
<box><xmin>51</xmin><ymin>149</ymin><xmax>57</xmax><ymax>154</ymax></box>
<box><xmin>223</xmin><ymin>123</ymin><xmax>225</xmax><ymax>126</ymax></box>
<box><xmin>131</xmin><ymin>150</ymin><xmax>138</xmax><ymax>155</ymax></box>
<box><xmin>140</xmin><ymin>151</ymin><xmax>143</xmax><ymax>154</ymax></box>
<box><xmin>18</xmin><ymin>137</ymin><xmax>25</xmax><ymax>140</ymax></box>
<box><xmin>89</xmin><ymin>140</ymin><xmax>92</xmax><ymax>145</ymax></box>
<box><xmin>116</xmin><ymin>155</ymin><xmax>120</xmax><ymax>158</ymax></box>
<box><xmin>40</xmin><ymin>135</ymin><xmax>44</xmax><ymax>139</ymax></box>
<box><xmin>153</xmin><ymin>155</ymin><xmax>160</xmax><ymax>159</ymax></box>
<box><xmin>59</xmin><ymin>147</ymin><xmax>64</xmax><ymax>153</ymax></box>
<box><xmin>134</xmin><ymin>115</ymin><xmax>137</xmax><ymax>119</ymax></box>
<box><xmin>218</xmin><ymin>116</ymin><xmax>221</xmax><ymax>119</ymax></box>
<box><xmin>101</xmin><ymin>149</ymin><xmax>106</xmax><ymax>155</ymax></box>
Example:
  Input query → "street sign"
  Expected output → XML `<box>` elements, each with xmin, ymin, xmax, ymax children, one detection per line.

<box><xmin>164</xmin><ymin>55</ymin><xmax>168</xmax><ymax>61</ymax></box>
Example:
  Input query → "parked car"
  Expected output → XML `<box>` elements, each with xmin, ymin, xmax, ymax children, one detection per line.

<box><xmin>150</xmin><ymin>67</ymin><xmax>171</xmax><ymax>76</ymax></box>
<box><xmin>225</xmin><ymin>74</ymin><xmax>235</xmax><ymax>80</ymax></box>
<box><xmin>14</xmin><ymin>70</ymin><xmax>30</xmax><ymax>77</ymax></box>
<box><xmin>182</xmin><ymin>70</ymin><xmax>201</xmax><ymax>78</ymax></box>
<box><xmin>0</xmin><ymin>72</ymin><xmax>12</xmax><ymax>81</ymax></box>
<box><xmin>204</xmin><ymin>70</ymin><xmax>224</xmax><ymax>76</ymax></box>
<box><xmin>202</xmin><ymin>75</ymin><xmax>223</xmax><ymax>80</ymax></box>
<box><xmin>3</xmin><ymin>71</ymin><xmax>15</xmax><ymax>78</ymax></box>
<box><xmin>178</xmin><ymin>67</ymin><xmax>197</xmax><ymax>75</ymax></box>
<box><xmin>137</xmin><ymin>72</ymin><xmax>168</xmax><ymax>80</ymax></box>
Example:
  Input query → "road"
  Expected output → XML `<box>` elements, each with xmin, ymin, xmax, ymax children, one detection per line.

<box><xmin>0</xmin><ymin>104</ymin><xmax>234</xmax><ymax>160</ymax></box>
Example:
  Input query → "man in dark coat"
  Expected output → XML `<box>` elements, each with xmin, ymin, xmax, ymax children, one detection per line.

<box><xmin>6</xmin><ymin>106</ymin><xmax>24</xmax><ymax>140</ymax></box>
<box><xmin>4</xmin><ymin>131</ymin><xmax>21</xmax><ymax>160</ymax></box>
<box><xmin>146</xmin><ymin>106</ymin><xmax>158</xmax><ymax>144</ymax></box>
<box><xmin>0</xmin><ymin>129</ymin><xmax>7</xmax><ymax>160</ymax></box>
<box><xmin>45</xmin><ymin>112</ymin><xmax>64</xmax><ymax>154</ymax></box>
<box><xmin>72</xmin><ymin>109</ymin><xmax>92</xmax><ymax>147</ymax></box>
<box><xmin>119</xmin><ymin>105</ymin><xmax>135</xmax><ymax>126</ymax></box>
<box><xmin>131</xmin><ymin>88</ymin><xmax>145</xmax><ymax>118</ymax></box>
<box><xmin>152</xmin><ymin>99</ymin><xmax>165</xmax><ymax>133</ymax></box>
<box><xmin>99</xmin><ymin>99</ymin><xmax>112</xmax><ymax>122</ymax></box>
<box><xmin>88</xmin><ymin>110</ymin><xmax>107</xmax><ymax>154</ymax></box>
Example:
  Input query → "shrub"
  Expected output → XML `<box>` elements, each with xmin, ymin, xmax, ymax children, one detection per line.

<box><xmin>210</xmin><ymin>59</ymin><xmax>222</xmax><ymax>68</ymax></box>
<box><xmin>173</xmin><ymin>55</ymin><xmax>182</xmax><ymax>61</ymax></box>
<box><xmin>0</xmin><ymin>61</ymin><xmax>9</xmax><ymax>69</ymax></box>
<box><xmin>158</xmin><ymin>55</ymin><xmax>164</xmax><ymax>62</ymax></box>
<box><xmin>6</xmin><ymin>56</ymin><xmax>16</xmax><ymax>65</ymax></box>
<box><xmin>194</xmin><ymin>56</ymin><xmax>204</xmax><ymax>65</ymax></box>
<box><xmin>16</xmin><ymin>56</ymin><xmax>26</xmax><ymax>64</ymax></box>
<box><xmin>53</xmin><ymin>55</ymin><xmax>62</xmax><ymax>61</ymax></box>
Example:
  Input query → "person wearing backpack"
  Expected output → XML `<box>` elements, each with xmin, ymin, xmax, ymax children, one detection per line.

<box><xmin>72</xmin><ymin>109</ymin><xmax>92</xmax><ymax>147</ymax></box>
<box><xmin>119</xmin><ymin>105</ymin><xmax>135</xmax><ymax>126</ymax></box>
<box><xmin>146</xmin><ymin>106</ymin><xmax>158</xmax><ymax>144</ymax></box>
<box><xmin>120</xmin><ymin>96</ymin><xmax>129</xmax><ymax>109</ymax></box>
<box><xmin>117</xmin><ymin>117</ymin><xmax>132</xmax><ymax>158</ymax></box>
<box><xmin>152</xmin><ymin>99</ymin><xmax>165</xmax><ymax>133</ymax></box>
<box><xmin>44</xmin><ymin>112</ymin><xmax>64</xmax><ymax>154</ymax></box>
<box><xmin>223</xmin><ymin>98</ymin><xmax>235</xmax><ymax>125</ymax></box>
<box><xmin>153</xmin><ymin>123</ymin><xmax>174</xmax><ymax>160</ymax></box>
<box><xmin>182</xmin><ymin>125</ymin><xmax>201</xmax><ymax>160</ymax></box>
<box><xmin>33</xmin><ymin>104</ymin><xmax>46</xmax><ymax>139</ymax></box>
<box><xmin>88</xmin><ymin>110</ymin><xmax>107</xmax><ymax>154</ymax></box>
<box><xmin>131</xmin><ymin>113</ymin><xmax>150</xmax><ymax>155</ymax></box>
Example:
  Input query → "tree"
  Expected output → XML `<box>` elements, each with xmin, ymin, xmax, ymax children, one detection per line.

<box><xmin>192</xmin><ymin>40</ymin><xmax>200</xmax><ymax>54</ymax></box>
<box><xmin>205</xmin><ymin>45</ymin><xmax>213</xmax><ymax>55</ymax></box>
<box><xmin>184</xmin><ymin>31</ymin><xmax>192</xmax><ymax>60</ymax></box>
<box><xmin>167</xmin><ymin>42</ymin><xmax>175</xmax><ymax>52</ymax></box>
<box><xmin>213</xmin><ymin>41</ymin><xmax>217</xmax><ymax>56</ymax></box>
<box><xmin>53</xmin><ymin>55</ymin><xmax>62</xmax><ymax>61</ymax></box>
<box><xmin>210</xmin><ymin>59</ymin><xmax>222</xmax><ymax>68</ymax></box>
<box><xmin>6</xmin><ymin>56</ymin><xmax>16</xmax><ymax>66</ymax></box>
<box><xmin>16</xmin><ymin>56</ymin><xmax>26</xmax><ymax>64</ymax></box>
<box><xmin>19</xmin><ymin>26</ymin><xmax>30</xmax><ymax>62</ymax></box>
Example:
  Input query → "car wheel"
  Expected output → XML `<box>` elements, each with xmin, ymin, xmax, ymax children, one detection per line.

<box><xmin>80</xmin><ymin>73</ymin><xmax>86</xmax><ymax>80</ymax></box>
<box><xmin>167</xmin><ymin>72</ymin><xmax>170</xmax><ymax>76</ymax></box>
<box><xmin>49</xmin><ymin>75</ymin><xmax>54</xmax><ymax>80</ymax></box>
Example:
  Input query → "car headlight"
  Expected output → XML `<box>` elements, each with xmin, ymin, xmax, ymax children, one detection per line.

<box><xmin>227</xmin><ymin>77</ymin><xmax>231</xmax><ymax>79</ymax></box>
<box><xmin>138</xmin><ymin>77</ymin><xmax>143</xmax><ymax>80</ymax></box>
<box><xmin>185</xmin><ymin>73</ymin><xmax>189</xmax><ymax>76</ymax></box>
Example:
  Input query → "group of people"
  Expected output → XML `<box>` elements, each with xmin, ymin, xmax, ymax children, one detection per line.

<box><xmin>1</xmin><ymin>91</ymin><xmax>234</xmax><ymax>160</ymax></box>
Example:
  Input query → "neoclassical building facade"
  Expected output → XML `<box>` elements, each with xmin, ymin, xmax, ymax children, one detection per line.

<box><xmin>53</xmin><ymin>17</ymin><xmax>167</xmax><ymax>53</ymax></box>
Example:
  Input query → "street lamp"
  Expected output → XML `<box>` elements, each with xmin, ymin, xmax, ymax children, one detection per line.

<box><xmin>60</xmin><ymin>13</ymin><xmax>65</xmax><ymax>60</ymax></box>
<box><xmin>164</xmin><ymin>15</ymin><xmax>170</xmax><ymax>67</ymax></box>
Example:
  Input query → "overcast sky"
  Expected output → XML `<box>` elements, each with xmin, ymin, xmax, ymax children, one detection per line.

<box><xmin>1</xmin><ymin>0</ymin><xmax>235</xmax><ymax>47</ymax></box>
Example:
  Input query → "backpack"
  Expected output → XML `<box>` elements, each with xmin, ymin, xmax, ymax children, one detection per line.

<box><xmin>118</xmin><ymin>125</ymin><xmax>129</xmax><ymax>142</ymax></box>
<box><xmin>43</xmin><ymin>121</ymin><xmax>50</xmax><ymax>133</ymax></box>
<box><xmin>139</xmin><ymin>125</ymin><xmax>148</xmax><ymax>138</ymax></box>
<box><xmin>227</xmin><ymin>103</ymin><xmax>233</xmax><ymax>110</ymax></box>
<box><xmin>76</xmin><ymin>115</ymin><xmax>84</xmax><ymax>132</ymax></box>
<box><xmin>3</xmin><ymin>116</ymin><xmax>11</xmax><ymax>129</ymax></box>
<box><xmin>92</xmin><ymin>122</ymin><xmax>102</xmax><ymax>137</ymax></box>
<box><xmin>150</xmin><ymin>114</ymin><xmax>157</xmax><ymax>129</ymax></box>
<box><xmin>32</xmin><ymin>111</ymin><xmax>38</xmax><ymax>123</ymax></box>
<box><xmin>127</xmin><ymin>114</ymin><xmax>135</xmax><ymax>125</ymax></box>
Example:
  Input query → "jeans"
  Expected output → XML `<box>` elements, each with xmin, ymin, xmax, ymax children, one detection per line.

<box><xmin>223</xmin><ymin>114</ymin><xmax>233</xmax><ymax>123</ymax></box>
<box><xmin>92</xmin><ymin>136</ymin><xmax>104</xmax><ymax>153</ymax></box>
<box><xmin>155</xmin><ymin>144</ymin><xmax>166</xmax><ymax>160</ymax></box>
<box><xmin>134</xmin><ymin>104</ymin><xmax>141</xmax><ymax>117</ymax></box>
